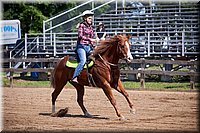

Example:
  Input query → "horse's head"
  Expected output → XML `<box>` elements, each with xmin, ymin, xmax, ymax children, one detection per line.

<box><xmin>114</xmin><ymin>35</ymin><xmax>133</xmax><ymax>63</ymax></box>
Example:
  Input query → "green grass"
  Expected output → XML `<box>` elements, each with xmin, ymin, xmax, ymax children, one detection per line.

<box><xmin>2</xmin><ymin>76</ymin><xmax>73</xmax><ymax>88</ymax></box>
<box><xmin>122</xmin><ymin>81</ymin><xmax>200</xmax><ymax>91</ymax></box>
<box><xmin>2</xmin><ymin>76</ymin><xmax>199</xmax><ymax>91</ymax></box>
<box><xmin>3</xmin><ymin>78</ymin><xmax>50</xmax><ymax>88</ymax></box>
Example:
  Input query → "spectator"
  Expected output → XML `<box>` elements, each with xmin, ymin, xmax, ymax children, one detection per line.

<box><xmin>95</xmin><ymin>22</ymin><xmax>106</xmax><ymax>42</ymax></box>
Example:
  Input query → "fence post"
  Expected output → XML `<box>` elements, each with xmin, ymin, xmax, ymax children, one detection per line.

<box><xmin>190</xmin><ymin>62</ymin><xmax>195</xmax><ymax>90</ymax></box>
<box><xmin>9</xmin><ymin>71</ymin><xmax>13</xmax><ymax>88</ymax></box>
<box><xmin>190</xmin><ymin>73</ymin><xmax>195</xmax><ymax>90</ymax></box>
<box><xmin>140</xmin><ymin>58</ymin><xmax>145</xmax><ymax>89</ymax></box>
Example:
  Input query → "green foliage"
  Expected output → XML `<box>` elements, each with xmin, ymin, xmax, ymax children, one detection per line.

<box><xmin>19</xmin><ymin>5</ymin><xmax>48</xmax><ymax>34</ymax></box>
<box><xmin>3</xmin><ymin>2</ymin><xmax>77</xmax><ymax>37</ymax></box>
<box><xmin>3</xmin><ymin>1</ymin><xmax>112</xmax><ymax>36</ymax></box>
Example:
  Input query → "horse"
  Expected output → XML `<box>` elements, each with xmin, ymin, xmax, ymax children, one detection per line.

<box><xmin>51</xmin><ymin>34</ymin><xmax>136</xmax><ymax>120</ymax></box>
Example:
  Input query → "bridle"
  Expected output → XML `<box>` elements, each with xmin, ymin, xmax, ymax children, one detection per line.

<box><xmin>98</xmin><ymin>54</ymin><xmax>118</xmax><ymax>67</ymax></box>
<box><xmin>97</xmin><ymin>38</ymin><xmax>131</xmax><ymax>67</ymax></box>
<box><xmin>117</xmin><ymin>44</ymin><xmax>125</xmax><ymax>59</ymax></box>
<box><xmin>117</xmin><ymin>41</ymin><xmax>131</xmax><ymax>61</ymax></box>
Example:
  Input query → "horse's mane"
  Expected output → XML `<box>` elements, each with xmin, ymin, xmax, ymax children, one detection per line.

<box><xmin>92</xmin><ymin>36</ymin><xmax>118</xmax><ymax>57</ymax></box>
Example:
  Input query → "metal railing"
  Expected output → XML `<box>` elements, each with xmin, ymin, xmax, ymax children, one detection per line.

<box><xmin>43</xmin><ymin>0</ymin><xmax>117</xmax><ymax>50</ymax></box>
<box><xmin>43</xmin><ymin>0</ymin><xmax>94</xmax><ymax>33</ymax></box>
<box><xmin>9</xmin><ymin>2</ymin><xmax>199</xmax><ymax>62</ymax></box>
<box><xmin>23</xmin><ymin>31</ymin><xmax>199</xmax><ymax>58</ymax></box>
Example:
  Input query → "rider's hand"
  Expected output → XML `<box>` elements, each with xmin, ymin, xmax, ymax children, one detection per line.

<box><xmin>90</xmin><ymin>38</ymin><xmax>97</xmax><ymax>43</ymax></box>
<box><xmin>96</xmin><ymin>38</ymin><xmax>100</xmax><ymax>43</ymax></box>
<box><xmin>90</xmin><ymin>38</ymin><xmax>98</xmax><ymax>47</ymax></box>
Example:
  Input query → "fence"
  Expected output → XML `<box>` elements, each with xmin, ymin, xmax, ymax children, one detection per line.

<box><xmin>2</xmin><ymin>58</ymin><xmax>199</xmax><ymax>89</ymax></box>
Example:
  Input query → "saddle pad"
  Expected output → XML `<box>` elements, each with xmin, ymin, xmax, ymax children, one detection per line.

<box><xmin>66</xmin><ymin>60</ymin><xmax>94</xmax><ymax>68</ymax></box>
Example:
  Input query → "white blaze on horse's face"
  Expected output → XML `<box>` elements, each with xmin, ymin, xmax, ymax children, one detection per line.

<box><xmin>125</xmin><ymin>41</ymin><xmax>133</xmax><ymax>63</ymax></box>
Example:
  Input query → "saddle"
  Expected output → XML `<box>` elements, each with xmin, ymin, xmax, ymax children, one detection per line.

<box><xmin>66</xmin><ymin>59</ymin><xmax>96</xmax><ymax>87</ymax></box>
<box><xmin>66</xmin><ymin>60</ymin><xmax>94</xmax><ymax>68</ymax></box>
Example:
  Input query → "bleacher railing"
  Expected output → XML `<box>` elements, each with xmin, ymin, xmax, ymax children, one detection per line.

<box><xmin>17</xmin><ymin>2</ymin><xmax>200</xmax><ymax>60</ymax></box>
<box><xmin>24</xmin><ymin>30</ymin><xmax>199</xmax><ymax>58</ymax></box>
<box><xmin>43</xmin><ymin>0</ymin><xmax>117</xmax><ymax>51</ymax></box>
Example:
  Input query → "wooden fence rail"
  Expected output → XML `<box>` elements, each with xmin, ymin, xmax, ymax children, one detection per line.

<box><xmin>2</xmin><ymin>58</ymin><xmax>199</xmax><ymax>65</ymax></box>
<box><xmin>2</xmin><ymin>58</ymin><xmax>199</xmax><ymax>89</ymax></box>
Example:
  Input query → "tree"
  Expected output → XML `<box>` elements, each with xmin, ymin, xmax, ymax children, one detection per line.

<box><xmin>3</xmin><ymin>2</ymin><xmax>77</xmax><ymax>37</ymax></box>
<box><xmin>19</xmin><ymin>5</ymin><xmax>48</xmax><ymax>34</ymax></box>
<box><xmin>3</xmin><ymin>1</ymin><xmax>110</xmax><ymax>36</ymax></box>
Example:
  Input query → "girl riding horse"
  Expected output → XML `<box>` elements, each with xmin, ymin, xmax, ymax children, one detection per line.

<box><xmin>51</xmin><ymin>27</ymin><xmax>136</xmax><ymax>120</ymax></box>
<box><xmin>71</xmin><ymin>10</ymin><xmax>97</xmax><ymax>84</ymax></box>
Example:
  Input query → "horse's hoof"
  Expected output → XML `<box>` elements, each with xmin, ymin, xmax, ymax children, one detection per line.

<box><xmin>130</xmin><ymin>108</ymin><xmax>136</xmax><ymax>114</ymax></box>
<box><xmin>84</xmin><ymin>112</ymin><xmax>93</xmax><ymax>118</ymax></box>
<box><xmin>119</xmin><ymin>116</ymin><xmax>127</xmax><ymax>121</ymax></box>
<box><xmin>50</xmin><ymin>113</ymin><xmax>57</xmax><ymax>117</ymax></box>
<box><xmin>51</xmin><ymin>107</ymin><xmax>68</xmax><ymax>117</ymax></box>
<box><xmin>52</xmin><ymin>105</ymin><xmax>55</xmax><ymax>113</ymax></box>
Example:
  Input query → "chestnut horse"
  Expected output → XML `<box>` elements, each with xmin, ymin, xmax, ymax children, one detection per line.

<box><xmin>51</xmin><ymin>35</ymin><xmax>136</xmax><ymax>120</ymax></box>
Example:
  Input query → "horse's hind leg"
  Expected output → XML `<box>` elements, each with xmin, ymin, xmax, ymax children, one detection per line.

<box><xmin>73</xmin><ymin>83</ymin><xmax>92</xmax><ymax>117</ymax></box>
<box><xmin>52</xmin><ymin>87</ymin><xmax>63</xmax><ymax>113</ymax></box>
<box><xmin>51</xmin><ymin>56</ymin><xmax>70</xmax><ymax>113</ymax></box>
<box><xmin>52</xmin><ymin>77</ymin><xmax>68</xmax><ymax>113</ymax></box>
<box><xmin>113</xmin><ymin>80</ymin><xmax>136</xmax><ymax>114</ymax></box>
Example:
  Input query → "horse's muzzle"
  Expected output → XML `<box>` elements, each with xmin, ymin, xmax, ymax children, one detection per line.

<box><xmin>125</xmin><ymin>57</ymin><xmax>132</xmax><ymax>63</ymax></box>
<box><xmin>126</xmin><ymin>51</ymin><xmax>133</xmax><ymax>63</ymax></box>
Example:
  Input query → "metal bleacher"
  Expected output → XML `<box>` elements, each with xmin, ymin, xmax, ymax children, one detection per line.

<box><xmin>95</xmin><ymin>3</ymin><xmax>199</xmax><ymax>58</ymax></box>
<box><xmin>10</xmin><ymin>1</ymin><xmax>199</xmax><ymax>62</ymax></box>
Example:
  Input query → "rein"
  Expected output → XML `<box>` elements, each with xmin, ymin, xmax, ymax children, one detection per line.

<box><xmin>98</xmin><ymin>54</ymin><xmax>118</xmax><ymax>67</ymax></box>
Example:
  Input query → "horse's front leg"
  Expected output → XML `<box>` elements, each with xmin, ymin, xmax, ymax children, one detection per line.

<box><xmin>113</xmin><ymin>79</ymin><xmax>136</xmax><ymax>114</ymax></box>
<box><xmin>101</xmin><ymin>81</ymin><xmax>125</xmax><ymax>120</ymax></box>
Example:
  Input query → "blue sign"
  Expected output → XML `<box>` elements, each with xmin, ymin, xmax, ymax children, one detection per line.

<box><xmin>0</xmin><ymin>20</ymin><xmax>21</xmax><ymax>45</ymax></box>
<box><xmin>1</xmin><ymin>25</ymin><xmax>18</xmax><ymax>32</ymax></box>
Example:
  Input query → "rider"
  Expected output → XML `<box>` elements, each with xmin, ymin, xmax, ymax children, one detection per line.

<box><xmin>71</xmin><ymin>10</ymin><xmax>97</xmax><ymax>83</ymax></box>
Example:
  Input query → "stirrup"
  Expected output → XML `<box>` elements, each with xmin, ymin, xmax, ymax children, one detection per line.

<box><xmin>69</xmin><ymin>77</ymin><xmax>79</xmax><ymax>84</ymax></box>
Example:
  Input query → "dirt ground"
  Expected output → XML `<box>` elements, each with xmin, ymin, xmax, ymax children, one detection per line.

<box><xmin>2</xmin><ymin>87</ymin><xmax>199</xmax><ymax>132</ymax></box>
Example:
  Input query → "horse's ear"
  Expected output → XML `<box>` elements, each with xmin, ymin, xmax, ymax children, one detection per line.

<box><xmin>114</xmin><ymin>35</ymin><xmax>122</xmax><ymax>41</ymax></box>
<box><xmin>118</xmin><ymin>34</ymin><xmax>130</xmax><ymax>40</ymax></box>
<box><xmin>126</xmin><ymin>34</ymin><xmax>131</xmax><ymax>39</ymax></box>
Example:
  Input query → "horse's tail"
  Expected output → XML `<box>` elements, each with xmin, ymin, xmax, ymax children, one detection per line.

<box><xmin>50</xmin><ymin>55</ymin><xmax>70</xmax><ymax>89</ymax></box>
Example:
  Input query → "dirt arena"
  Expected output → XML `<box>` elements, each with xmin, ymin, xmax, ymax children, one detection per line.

<box><xmin>2</xmin><ymin>87</ymin><xmax>199</xmax><ymax>132</ymax></box>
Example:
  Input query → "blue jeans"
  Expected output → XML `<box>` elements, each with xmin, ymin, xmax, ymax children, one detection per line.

<box><xmin>72</xmin><ymin>44</ymin><xmax>93</xmax><ymax>79</ymax></box>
